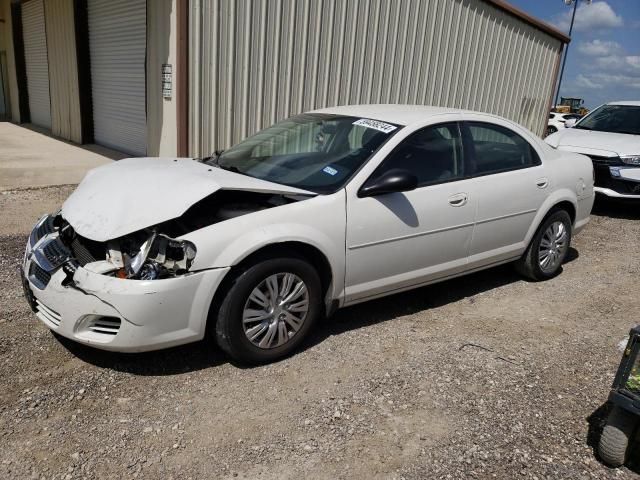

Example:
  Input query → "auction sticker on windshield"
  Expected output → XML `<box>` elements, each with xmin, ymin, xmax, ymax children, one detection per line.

<box><xmin>352</xmin><ymin>118</ymin><xmax>397</xmax><ymax>134</ymax></box>
<box><xmin>322</xmin><ymin>166</ymin><xmax>338</xmax><ymax>176</ymax></box>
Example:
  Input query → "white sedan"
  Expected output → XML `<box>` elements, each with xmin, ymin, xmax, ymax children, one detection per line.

<box><xmin>22</xmin><ymin>105</ymin><xmax>594</xmax><ymax>364</ymax></box>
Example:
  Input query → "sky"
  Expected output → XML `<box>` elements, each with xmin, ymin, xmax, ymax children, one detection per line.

<box><xmin>506</xmin><ymin>0</ymin><xmax>640</xmax><ymax>109</ymax></box>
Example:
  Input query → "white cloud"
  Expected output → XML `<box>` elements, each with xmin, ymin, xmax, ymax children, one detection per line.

<box><xmin>575</xmin><ymin>74</ymin><xmax>602</xmax><ymax>89</ymax></box>
<box><xmin>573</xmin><ymin>73</ymin><xmax>640</xmax><ymax>90</ymax></box>
<box><xmin>577</xmin><ymin>39</ymin><xmax>622</xmax><ymax>57</ymax></box>
<box><xmin>572</xmin><ymin>37</ymin><xmax>640</xmax><ymax>96</ymax></box>
<box><xmin>592</xmin><ymin>55</ymin><xmax>640</xmax><ymax>74</ymax></box>
<box><xmin>628</xmin><ymin>56</ymin><xmax>640</xmax><ymax>70</ymax></box>
<box><xmin>553</xmin><ymin>1</ymin><xmax>623</xmax><ymax>32</ymax></box>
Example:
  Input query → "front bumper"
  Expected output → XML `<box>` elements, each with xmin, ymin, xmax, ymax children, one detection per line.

<box><xmin>22</xmin><ymin>217</ymin><xmax>230</xmax><ymax>352</ymax></box>
<box><xmin>591</xmin><ymin>156</ymin><xmax>640</xmax><ymax>199</ymax></box>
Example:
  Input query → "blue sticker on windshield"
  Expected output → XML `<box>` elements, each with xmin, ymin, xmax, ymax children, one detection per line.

<box><xmin>323</xmin><ymin>166</ymin><xmax>338</xmax><ymax>176</ymax></box>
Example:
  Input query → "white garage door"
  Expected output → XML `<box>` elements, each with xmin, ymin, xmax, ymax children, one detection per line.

<box><xmin>22</xmin><ymin>0</ymin><xmax>51</xmax><ymax>130</ymax></box>
<box><xmin>88</xmin><ymin>0</ymin><xmax>146</xmax><ymax>156</ymax></box>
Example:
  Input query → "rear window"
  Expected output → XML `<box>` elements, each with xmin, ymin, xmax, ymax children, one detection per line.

<box><xmin>467</xmin><ymin>122</ymin><xmax>540</xmax><ymax>176</ymax></box>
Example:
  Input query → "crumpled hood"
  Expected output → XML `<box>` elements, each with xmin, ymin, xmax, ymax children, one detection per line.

<box><xmin>62</xmin><ymin>157</ymin><xmax>314</xmax><ymax>242</ymax></box>
<box><xmin>545</xmin><ymin>128</ymin><xmax>640</xmax><ymax>157</ymax></box>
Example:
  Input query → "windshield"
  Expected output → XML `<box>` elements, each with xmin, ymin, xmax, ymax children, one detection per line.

<box><xmin>574</xmin><ymin>104</ymin><xmax>640</xmax><ymax>135</ymax></box>
<box><xmin>208</xmin><ymin>114</ymin><xmax>400</xmax><ymax>194</ymax></box>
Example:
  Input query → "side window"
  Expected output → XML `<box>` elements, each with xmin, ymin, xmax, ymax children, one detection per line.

<box><xmin>371</xmin><ymin>123</ymin><xmax>463</xmax><ymax>187</ymax></box>
<box><xmin>466</xmin><ymin>122</ymin><xmax>540</xmax><ymax>176</ymax></box>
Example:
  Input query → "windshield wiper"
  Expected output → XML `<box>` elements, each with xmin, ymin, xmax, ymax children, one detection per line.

<box><xmin>573</xmin><ymin>125</ymin><xmax>592</xmax><ymax>130</ymax></box>
<box><xmin>198</xmin><ymin>149</ymin><xmax>224</xmax><ymax>165</ymax></box>
<box><xmin>219</xmin><ymin>165</ymin><xmax>241</xmax><ymax>173</ymax></box>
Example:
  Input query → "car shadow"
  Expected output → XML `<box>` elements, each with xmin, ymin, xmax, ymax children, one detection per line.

<box><xmin>587</xmin><ymin>402</ymin><xmax>640</xmax><ymax>474</ymax></box>
<box><xmin>304</xmin><ymin>262</ymin><xmax>528</xmax><ymax>349</ymax></box>
<box><xmin>565</xmin><ymin>246</ymin><xmax>579</xmax><ymax>264</ymax></box>
<box><xmin>591</xmin><ymin>195</ymin><xmax>640</xmax><ymax>220</ymax></box>
<box><xmin>56</xmin><ymin>255</ymin><xmax>579</xmax><ymax>375</ymax></box>
<box><xmin>54</xmin><ymin>334</ymin><xmax>227</xmax><ymax>375</ymax></box>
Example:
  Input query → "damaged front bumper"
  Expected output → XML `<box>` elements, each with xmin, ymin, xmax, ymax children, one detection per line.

<box><xmin>22</xmin><ymin>216</ymin><xmax>230</xmax><ymax>352</ymax></box>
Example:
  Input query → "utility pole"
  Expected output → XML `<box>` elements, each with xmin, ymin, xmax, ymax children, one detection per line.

<box><xmin>553</xmin><ymin>0</ymin><xmax>590</xmax><ymax>110</ymax></box>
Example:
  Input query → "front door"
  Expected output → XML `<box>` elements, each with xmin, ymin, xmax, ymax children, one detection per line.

<box><xmin>345</xmin><ymin>122</ymin><xmax>476</xmax><ymax>303</ymax></box>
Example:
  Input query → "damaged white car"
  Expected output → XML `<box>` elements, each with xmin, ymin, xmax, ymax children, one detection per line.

<box><xmin>21</xmin><ymin>105</ymin><xmax>594</xmax><ymax>364</ymax></box>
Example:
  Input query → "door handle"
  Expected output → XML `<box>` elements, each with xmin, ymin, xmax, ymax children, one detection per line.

<box><xmin>448</xmin><ymin>193</ymin><xmax>468</xmax><ymax>207</ymax></box>
<box><xmin>536</xmin><ymin>178</ymin><xmax>549</xmax><ymax>189</ymax></box>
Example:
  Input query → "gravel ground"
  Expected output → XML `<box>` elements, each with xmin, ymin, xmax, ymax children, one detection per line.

<box><xmin>1</xmin><ymin>187</ymin><xmax>639</xmax><ymax>479</ymax></box>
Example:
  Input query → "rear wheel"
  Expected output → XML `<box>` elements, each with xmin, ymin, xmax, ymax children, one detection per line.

<box><xmin>516</xmin><ymin>209</ymin><xmax>572</xmax><ymax>281</ymax></box>
<box><xmin>598</xmin><ymin>406</ymin><xmax>636</xmax><ymax>467</ymax></box>
<box><xmin>214</xmin><ymin>256</ymin><xmax>322</xmax><ymax>364</ymax></box>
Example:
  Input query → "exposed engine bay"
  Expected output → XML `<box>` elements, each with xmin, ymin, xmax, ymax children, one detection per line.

<box><xmin>37</xmin><ymin>190</ymin><xmax>301</xmax><ymax>281</ymax></box>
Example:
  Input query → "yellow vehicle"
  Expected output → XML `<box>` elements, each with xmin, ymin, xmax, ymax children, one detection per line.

<box><xmin>554</xmin><ymin>97</ymin><xmax>589</xmax><ymax>116</ymax></box>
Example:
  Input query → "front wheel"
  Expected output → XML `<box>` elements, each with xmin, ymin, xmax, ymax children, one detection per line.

<box><xmin>598</xmin><ymin>406</ymin><xmax>636</xmax><ymax>467</ymax></box>
<box><xmin>214</xmin><ymin>256</ymin><xmax>322</xmax><ymax>364</ymax></box>
<box><xmin>516</xmin><ymin>209</ymin><xmax>572</xmax><ymax>281</ymax></box>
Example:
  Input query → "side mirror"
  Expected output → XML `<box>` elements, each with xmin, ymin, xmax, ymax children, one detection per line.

<box><xmin>359</xmin><ymin>169</ymin><xmax>418</xmax><ymax>198</ymax></box>
<box><xmin>564</xmin><ymin>118</ymin><xmax>577</xmax><ymax>128</ymax></box>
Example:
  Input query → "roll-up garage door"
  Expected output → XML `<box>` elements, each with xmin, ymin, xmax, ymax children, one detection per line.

<box><xmin>88</xmin><ymin>0</ymin><xmax>146</xmax><ymax>156</ymax></box>
<box><xmin>22</xmin><ymin>0</ymin><xmax>51</xmax><ymax>130</ymax></box>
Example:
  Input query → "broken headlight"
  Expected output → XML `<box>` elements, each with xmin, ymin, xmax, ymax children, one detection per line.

<box><xmin>124</xmin><ymin>232</ymin><xmax>197</xmax><ymax>280</ymax></box>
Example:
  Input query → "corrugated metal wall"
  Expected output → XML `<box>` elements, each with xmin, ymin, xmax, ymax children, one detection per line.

<box><xmin>189</xmin><ymin>0</ymin><xmax>562</xmax><ymax>156</ymax></box>
<box><xmin>44</xmin><ymin>0</ymin><xmax>82</xmax><ymax>143</ymax></box>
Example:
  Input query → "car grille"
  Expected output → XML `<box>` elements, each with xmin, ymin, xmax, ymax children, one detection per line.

<box><xmin>591</xmin><ymin>160</ymin><xmax>640</xmax><ymax>194</ymax></box>
<box><xmin>35</xmin><ymin>300</ymin><xmax>61</xmax><ymax>328</ymax></box>
<box><xmin>588</xmin><ymin>155</ymin><xmax>621</xmax><ymax>166</ymax></box>
<box><xmin>29</xmin><ymin>215</ymin><xmax>56</xmax><ymax>246</ymax></box>
<box><xmin>29</xmin><ymin>262</ymin><xmax>51</xmax><ymax>290</ymax></box>
<box><xmin>42</xmin><ymin>238</ymin><xmax>71</xmax><ymax>266</ymax></box>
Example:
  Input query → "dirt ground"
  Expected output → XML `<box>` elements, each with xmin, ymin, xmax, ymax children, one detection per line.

<box><xmin>1</xmin><ymin>186</ymin><xmax>639</xmax><ymax>479</ymax></box>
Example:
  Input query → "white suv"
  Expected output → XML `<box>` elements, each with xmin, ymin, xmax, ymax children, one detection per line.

<box><xmin>546</xmin><ymin>101</ymin><xmax>640</xmax><ymax>199</ymax></box>
<box><xmin>547</xmin><ymin>112</ymin><xmax>581</xmax><ymax>136</ymax></box>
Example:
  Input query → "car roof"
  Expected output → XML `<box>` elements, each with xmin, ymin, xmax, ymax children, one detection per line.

<box><xmin>606</xmin><ymin>101</ymin><xmax>640</xmax><ymax>106</ymax></box>
<box><xmin>310</xmin><ymin>104</ymin><xmax>472</xmax><ymax>126</ymax></box>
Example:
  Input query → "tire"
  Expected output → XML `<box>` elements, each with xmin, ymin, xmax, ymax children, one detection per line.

<box><xmin>598</xmin><ymin>406</ymin><xmax>636</xmax><ymax>467</ymax></box>
<box><xmin>214</xmin><ymin>256</ymin><xmax>322</xmax><ymax>365</ymax></box>
<box><xmin>515</xmin><ymin>209</ymin><xmax>572</xmax><ymax>281</ymax></box>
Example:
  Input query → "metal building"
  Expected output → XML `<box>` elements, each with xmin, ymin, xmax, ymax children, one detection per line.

<box><xmin>0</xmin><ymin>0</ymin><xmax>568</xmax><ymax>158</ymax></box>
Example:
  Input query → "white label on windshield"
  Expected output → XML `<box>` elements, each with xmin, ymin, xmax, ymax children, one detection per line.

<box><xmin>323</xmin><ymin>166</ymin><xmax>338</xmax><ymax>176</ymax></box>
<box><xmin>352</xmin><ymin>118</ymin><xmax>397</xmax><ymax>134</ymax></box>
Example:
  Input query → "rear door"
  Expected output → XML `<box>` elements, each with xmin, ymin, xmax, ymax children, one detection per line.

<box><xmin>461</xmin><ymin>120</ymin><xmax>549</xmax><ymax>269</ymax></box>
